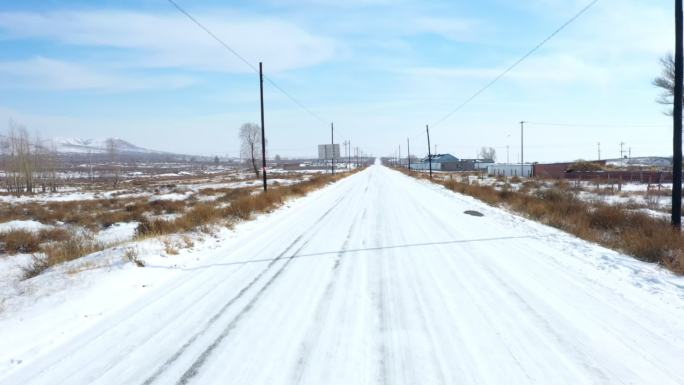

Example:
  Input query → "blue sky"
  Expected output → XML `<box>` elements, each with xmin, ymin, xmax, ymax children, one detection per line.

<box><xmin>0</xmin><ymin>0</ymin><xmax>676</xmax><ymax>162</ymax></box>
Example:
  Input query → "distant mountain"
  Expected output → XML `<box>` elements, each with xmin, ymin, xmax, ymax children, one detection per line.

<box><xmin>53</xmin><ymin>137</ymin><xmax>165</xmax><ymax>155</ymax></box>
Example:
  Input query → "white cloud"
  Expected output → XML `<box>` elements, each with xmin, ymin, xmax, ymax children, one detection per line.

<box><xmin>400</xmin><ymin>54</ymin><xmax>611</xmax><ymax>86</ymax></box>
<box><xmin>413</xmin><ymin>17</ymin><xmax>479</xmax><ymax>41</ymax></box>
<box><xmin>0</xmin><ymin>10</ymin><xmax>337</xmax><ymax>73</ymax></box>
<box><xmin>0</xmin><ymin>57</ymin><xmax>196</xmax><ymax>91</ymax></box>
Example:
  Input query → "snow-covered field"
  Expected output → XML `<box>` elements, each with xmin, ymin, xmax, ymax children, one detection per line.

<box><xmin>1</xmin><ymin>164</ymin><xmax>683</xmax><ymax>384</ymax></box>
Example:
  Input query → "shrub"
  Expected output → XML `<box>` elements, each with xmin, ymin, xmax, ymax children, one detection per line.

<box><xmin>22</xmin><ymin>236</ymin><xmax>104</xmax><ymax>279</ymax></box>
<box><xmin>135</xmin><ymin>217</ymin><xmax>178</xmax><ymax>237</ymax></box>
<box><xmin>37</xmin><ymin>227</ymin><xmax>71</xmax><ymax>243</ymax></box>
<box><xmin>40</xmin><ymin>236</ymin><xmax>104</xmax><ymax>266</ymax></box>
<box><xmin>2</xmin><ymin>229</ymin><xmax>40</xmax><ymax>254</ymax></box>
<box><xmin>124</xmin><ymin>247</ymin><xmax>145</xmax><ymax>267</ymax></box>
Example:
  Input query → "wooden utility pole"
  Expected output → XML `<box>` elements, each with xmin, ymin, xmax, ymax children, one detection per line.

<box><xmin>426</xmin><ymin>125</ymin><xmax>433</xmax><ymax>179</ymax></box>
<box><xmin>259</xmin><ymin>62</ymin><xmax>267</xmax><ymax>192</ymax></box>
<box><xmin>407</xmin><ymin>137</ymin><xmax>411</xmax><ymax>171</ymax></box>
<box><xmin>331</xmin><ymin>122</ymin><xmax>335</xmax><ymax>175</ymax></box>
<box><xmin>674</xmin><ymin>0</ymin><xmax>683</xmax><ymax>227</ymax></box>
<box><xmin>520</xmin><ymin>121</ymin><xmax>525</xmax><ymax>178</ymax></box>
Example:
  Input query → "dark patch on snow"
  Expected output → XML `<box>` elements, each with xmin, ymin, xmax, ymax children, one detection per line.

<box><xmin>464</xmin><ymin>210</ymin><xmax>484</xmax><ymax>217</ymax></box>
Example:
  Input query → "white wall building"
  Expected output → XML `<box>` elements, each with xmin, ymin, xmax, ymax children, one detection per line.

<box><xmin>487</xmin><ymin>163</ymin><xmax>533</xmax><ymax>177</ymax></box>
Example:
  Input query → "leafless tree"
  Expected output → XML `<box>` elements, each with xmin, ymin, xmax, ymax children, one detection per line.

<box><xmin>105</xmin><ymin>138</ymin><xmax>120</xmax><ymax>187</ymax></box>
<box><xmin>0</xmin><ymin>122</ymin><xmax>62</xmax><ymax>194</ymax></box>
<box><xmin>239</xmin><ymin>123</ymin><xmax>266</xmax><ymax>178</ymax></box>
<box><xmin>40</xmin><ymin>139</ymin><xmax>59</xmax><ymax>192</ymax></box>
<box><xmin>2</xmin><ymin>121</ymin><xmax>37</xmax><ymax>193</ymax></box>
<box><xmin>653</xmin><ymin>53</ymin><xmax>682</xmax><ymax>116</ymax></box>
<box><xmin>478</xmin><ymin>146</ymin><xmax>497</xmax><ymax>162</ymax></box>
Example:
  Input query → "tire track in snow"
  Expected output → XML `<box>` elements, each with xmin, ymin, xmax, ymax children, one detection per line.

<box><xmin>372</xmin><ymin>184</ymin><xmax>391</xmax><ymax>385</ymax></box>
<box><xmin>176</xmin><ymin>240</ymin><xmax>309</xmax><ymax>385</ymax></box>
<box><xmin>141</xmin><ymin>234</ymin><xmax>306</xmax><ymax>385</ymax></box>
<box><xmin>290</xmin><ymin>206</ymin><xmax>366</xmax><ymax>384</ymax></box>
<box><xmin>172</xmin><ymin>187</ymin><xmax>362</xmax><ymax>385</ymax></box>
<box><xmin>142</xmin><ymin>194</ymin><xmax>348</xmax><ymax>385</ymax></box>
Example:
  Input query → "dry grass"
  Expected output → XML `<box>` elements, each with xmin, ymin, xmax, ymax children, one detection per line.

<box><xmin>2</xmin><ymin>229</ymin><xmax>41</xmax><ymax>254</ymax></box>
<box><xmin>403</xmin><ymin>169</ymin><xmax>684</xmax><ymax>275</ymax></box>
<box><xmin>8</xmin><ymin>169</ymin><xmax>363</xmax><ymax>279</ymax></box>
<box><xmin>22</xmin><ymin>235</ymin><xmax>105</xmax><ymax>279</ymax></box>
<box><xmin>163</xmin><ymin>238</ymin><xmax>179</xmax><ymax>255</ymax></box>
<box><xmin>135</xmin><ymin>171</ymin><xmax>360</xmax><ymax>238</ymax></box>
<box><xmin>123</xmin><ymin>247</ymin><xmax>144</xmax><ymax>267</ymax></box>
<box><xmin>1</xmin><ymin>227</ymin><xmax>72</xmax><ymax>254</ymax></box>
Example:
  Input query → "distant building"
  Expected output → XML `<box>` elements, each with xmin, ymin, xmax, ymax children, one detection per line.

<box><xmin>318</xmin><ymin>144</ymin><xmax>340</xmax><ymax>160</ymax></box>
<box><xmin>487</xmin><ymin>163</ymin><xmax>533</xmax><ymax>177</ymax></box>
<box><xmin>412</xmin><ymin>154</ymin><xmax>497</xmax><ymax>172</ymax></box>
<box><xmin>460</xmin><ymin>158</ymin><xmax>495</xmax><ymax>170</ymax></box>
<box><xmin>412</xmin><ymin>154</ymin><xmax>458</xmax><ymax>171</ymax></box>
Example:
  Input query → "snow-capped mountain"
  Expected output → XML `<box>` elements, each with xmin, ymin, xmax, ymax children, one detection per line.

<box><xmin>52</xmin><ymin>137</ymin><xmax>165</xmax><ymax>155</ymax></box>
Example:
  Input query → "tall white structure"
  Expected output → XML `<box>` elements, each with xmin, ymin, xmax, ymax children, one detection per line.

<box><xmin>318</xmin><ymin>144</ymin><xmax>340</xmax><ymax>160</ymax></box>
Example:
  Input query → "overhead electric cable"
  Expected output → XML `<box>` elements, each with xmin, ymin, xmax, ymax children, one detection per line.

<box><xmin>428</xmin><ymin>0</ymin><xmax>600</xmax><ymax>129</ymax></box>
<box><xmin>167</xmin><ymin>0</ymin><xmax>328</xmax><ymax>125</ymax></box>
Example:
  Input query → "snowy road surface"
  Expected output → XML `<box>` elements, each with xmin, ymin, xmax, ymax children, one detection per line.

<box><xmin>3</xmin><ymin>165</ymin><xmax>684</xmax><ymax>385</ymax></box>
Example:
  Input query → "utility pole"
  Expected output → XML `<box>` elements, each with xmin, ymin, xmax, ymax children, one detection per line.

<box><xmin>520</xmin><ymin>121</ymin><xmax>525</xmax><ymax>177</ymax></box>
<box><xmin>673</xmin><ymin>0</ymin><xmax>683</xmax><ymax>227</ymax></box>
<box><xmin>620</xmin><ymin>142</ymin><xmax>626</xmax><ymax>167</ymax></box>
<box><xmin>506</xmin><ymin>145</ymin><xmax>510</xmax><ymax>164</ymax></box>
<box><xmin>399</xmin><ymin>145</ymin><xmax>401</xmax><ymax>168</ymax></box>
<box><xmin>407</xmin><ymin>137</ymin><xmax>411</xmax><ymax>171</ymax></box>
<box><xmin>598</xmin><ymin>142</ymin><xmax>601</xmax><ymax>161</ymax></box>
<box><xmin>348</xmin><ymin>140</ymin><xmax>351</xmax><ymax>170</ymax></box>
<box><xmin>259</xmin><ymin>62</ymin><xmax>267</xmax><ymax>192</ymax></box>
<box><xmin>331</xmin><ymin>122</ymin><xmax>335</xmax><ymax>175</ymax></box>
<box><xmin>426</xmin><ymin>124</ymin><xmax>433</xmax><ymax>179</ymax></box>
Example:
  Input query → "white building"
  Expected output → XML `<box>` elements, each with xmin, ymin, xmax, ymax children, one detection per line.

<box><xmin>487</xmin><ymin>163</ymin><xmax>533</xmax><ymax>177</ymax></box>
<box><xmin>318</xmin><ymin>144</ymin><xmax>340</xmax><ymax>160</ymax></box>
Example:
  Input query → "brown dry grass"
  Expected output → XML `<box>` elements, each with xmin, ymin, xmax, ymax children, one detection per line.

<box><xmin>8</xmin><ymin>169</ymin><xmax>362</xmax><ymax>279</ymax></box>
<box><xmin>403</xmin><ymin>169</ymin><xmax>684</xmax><ymax>275</ymax></box>
<box><xmin>22</xmin><ymin>235</ymin><xmax>105</xmax><ymax>279</ymax></box>
<box><xmin>1</xmin><ymin>227</ymin><xmax>72</xmax><ymax>254</ymax></box>
<box><xmin>135</xmin><ymin>171</ymin><xmax>360</xmax><ymax>238</ymax></box>
<box><xmin>2</xmin><ymin>229</ymin><xmax>40</xmax><ymax>254</ymax></box>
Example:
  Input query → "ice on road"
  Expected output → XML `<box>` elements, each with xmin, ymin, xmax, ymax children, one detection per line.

<box><xmin>3</xmin><ymin>165</ymin><xmax>684</xmax><ymax>385</ymax></box>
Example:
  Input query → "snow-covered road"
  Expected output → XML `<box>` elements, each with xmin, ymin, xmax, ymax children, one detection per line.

<box><xmin>3</xmin><ymin>165</ymin><xmax>684</xmax><ymax>385</ymax></box>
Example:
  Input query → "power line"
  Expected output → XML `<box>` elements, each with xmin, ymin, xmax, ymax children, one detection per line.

<box><xmin>428</xmin><ymin>0</ymin><xmax>600</xmax><ymax>129</ymax></box>
<box><xmin>167</xmin><ymin>0</ymin><xmax>328</xmax><ymax>125</ymax></box>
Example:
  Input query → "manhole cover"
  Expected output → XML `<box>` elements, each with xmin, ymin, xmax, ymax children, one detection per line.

<box><xmin>464</xmin><ymin>210</ymin><xmax>484</xmax><ymax>217</ymax></box>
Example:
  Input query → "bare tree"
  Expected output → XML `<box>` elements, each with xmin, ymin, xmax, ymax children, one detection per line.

<box><xmin>478</xmin><ymin>146</ymin><xmax>497</xmax><ymax>162</ymax></box>
<box><xmin>239</xmin><ymin>123</ymin><xmax>266</xmax><ymax>178</ymax></box>
<box><xmin>105</xmin><ymin>138</ymin><xmax>120</xmax><ymax>187</ymax></box>
<box><xmin>43</xmin><ymin>140</ymin><xmax>59</xmax><ymax>192</ymax></box>
<box><xmin>2</xmin><ymin>120</ymin><xmax>42</xmax><ymax>194</ymax></box>
<box><xmin>653</xmin><ymin>53</ymin><xmax>683</xmax><ymax>116</ymax></box>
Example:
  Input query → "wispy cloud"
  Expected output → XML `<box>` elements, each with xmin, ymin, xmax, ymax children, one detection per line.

<box><xmin>0</xmin><ymin>57</ymin><xmax>196</xmax><ymax>91</ymax></box>
<box><xmin>0</xmin><ymin>10</ymin><xmax>337</xmax><ymax>73</ymax></box>
<box><xmin>401</xmin><ymin>54</ymin><xmax>611</xmax><ymax>84</ymax></box>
